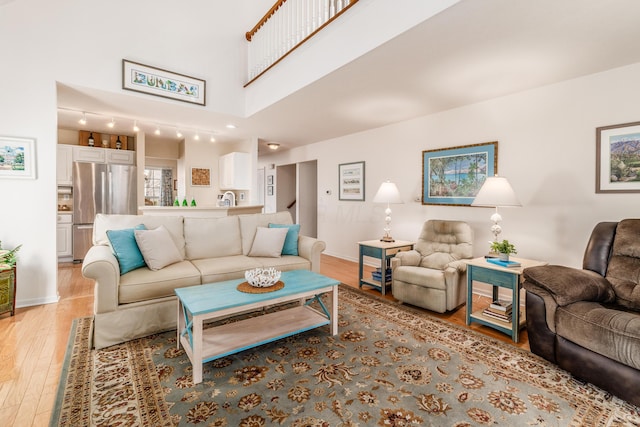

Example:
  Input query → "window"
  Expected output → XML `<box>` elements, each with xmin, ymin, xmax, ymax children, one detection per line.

<box><xmin>144</xmin><ymin>168</ymin><xmax>173</xmax><ymax>206</ymax></box>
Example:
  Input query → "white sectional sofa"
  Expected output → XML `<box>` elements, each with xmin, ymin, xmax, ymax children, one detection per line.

<box><xmin>82</xmin><ymin>211</ymin><xmax>326</xmax><ymax>349</ymax></box>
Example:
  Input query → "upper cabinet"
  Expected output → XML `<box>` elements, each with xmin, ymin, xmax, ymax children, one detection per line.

<box><xmin>106</xmin><ymin>149</ymin><xmax>135</xmax><ymax>165</ymax></box>
<box><xmin>72</xmin><ymin>146</ymin><xmax>135</xmax><ymax>165</ymax></box>
<box><xmin>73</xmin><ymin>146</ymin><xmax>106</xmax><ymax>163</ymax></box>
<box><xmin>56</xmin><ymin>145</ymin><xmax>73</xmax><ymax>185</ymax></box>
<box><xmin>219</xmin><ymin>152</ymin><xmax>250</xmax><ymax>190</ymax></box>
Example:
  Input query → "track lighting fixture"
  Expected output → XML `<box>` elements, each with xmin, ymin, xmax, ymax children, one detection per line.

<box><xmin>59</xmin><ymin>108</ymin><xmax>224</xmax><ymax>143</ymax></box>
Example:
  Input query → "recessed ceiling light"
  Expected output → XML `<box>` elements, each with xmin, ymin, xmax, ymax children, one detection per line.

<box><xmin>267</xmin><ymin>143</ymin><xmax>280</xmax><ymax>150</ymax></box>
<box><xmin>226</xmin><ymin>124</ymin><xmax>236</xmax><ymax>129</ymax></box>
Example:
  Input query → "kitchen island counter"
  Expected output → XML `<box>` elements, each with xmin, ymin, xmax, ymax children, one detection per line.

<box><xmin>139</xmin><ymin>205</ymin><xmax>263</xmax><ymax>218</ymax></box>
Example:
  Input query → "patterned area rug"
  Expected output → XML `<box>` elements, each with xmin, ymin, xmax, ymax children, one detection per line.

<box><xmin>51</xmin><ymin>286</ymin><xmax>640</xmax><ymax>426</ymax></box>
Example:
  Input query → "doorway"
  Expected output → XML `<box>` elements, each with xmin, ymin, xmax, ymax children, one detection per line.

<box><xmin>275</xmin><ymin>160</ymin><xmax>317</xmax><ymax>238</ymax></box>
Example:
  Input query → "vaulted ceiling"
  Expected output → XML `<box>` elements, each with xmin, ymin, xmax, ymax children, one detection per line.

<box><xmin>57</xmin><ymin>0</ymin><xmax>640</xmax><ymax>154</ymax></box>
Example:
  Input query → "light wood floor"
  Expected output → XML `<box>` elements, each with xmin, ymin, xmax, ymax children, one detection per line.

<box><xmin>0</xmin><ymin>254</ymin><xmax>528</xmax><ymax>426</ymax></box>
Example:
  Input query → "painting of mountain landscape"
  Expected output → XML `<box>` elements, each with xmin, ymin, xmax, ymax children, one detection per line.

<box><xmin>609</xmin><ymin>131</ymin><xmax>640</xmax><ymax>183</ymax></box>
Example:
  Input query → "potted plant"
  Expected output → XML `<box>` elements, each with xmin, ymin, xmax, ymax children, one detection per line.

<box><xmin>489</xmin><ymin>239</ymin><xmax>517</xmax><ymax>261</ymax></box>
<box><xmin>0</xmin><ymin>241</ymin><xmax>21</xmax><ymax>271</ymax></box>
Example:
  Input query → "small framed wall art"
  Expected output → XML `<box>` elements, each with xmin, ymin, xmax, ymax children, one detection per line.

<box><xmin>191</xmin><ymin>168</ymin><xmax>211</xmax><ymax>187</ymax></box>
<box><xmin>422</xmin><ymin>141</ymin><xmax>498</xmax><ymax>206</ymax></box>
<box><xmin>122</xmin><ymin>59</ymin><xmax>206</xmax><ymax>106</ymax></box>
<box><xmin>596</xmin><ymin>121</ymin><xmax>640</xmax><ymax>193</ymax></box>
<box><xmin>339</xmin><ymin>161</ymin><xmax>365</xmax><ymax>201</ymax></box>
<box><xmin>0</xmin><ymin>135</ymin><xmax>37</xmax><ymax>179</ymax></box>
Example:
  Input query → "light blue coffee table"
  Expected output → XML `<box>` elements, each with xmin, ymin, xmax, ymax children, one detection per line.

<box><xmin>175</xmin><ymin>269</ymin><xmax>339</xmax><ymax>384</ymax></box>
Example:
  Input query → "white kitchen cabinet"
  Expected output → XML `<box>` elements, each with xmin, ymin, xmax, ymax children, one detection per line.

<box><xmin>72</xmin><ymin>146</ymin><xmax>135</xmax><ymax>165</ymax></box>
<box><xmin>106</xmin><ymin>149</ymin><xmax>135</xmax><ymax>165</ymax></box>
<box><xmin>56</xmin><ymin>145</ymin><xmax>74</xmax><ymax>185</ymax></box>
<box><xmin>219</xmin><ymin>152</ymin><xmax>250</xmax><ymax>190</ymax></box>
<box><xmin>57</xmin><ymin>214</ymin><xmax>73</xmax><ymax>258</ymax></box>
<box><xmin>73</xmin><ymin>146</ymin><xmax>106</xmax><ymax>163</ymax></box>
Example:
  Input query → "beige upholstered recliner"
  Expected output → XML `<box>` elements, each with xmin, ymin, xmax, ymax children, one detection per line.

<box><xmin>391</xmin><ymin>220</ymin><xmax>473</xmax><ymax>313</ymax></box>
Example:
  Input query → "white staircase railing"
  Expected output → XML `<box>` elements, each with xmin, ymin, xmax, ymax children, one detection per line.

<box><xmin>245</xmin><ymin>0</ymin><xmax>359</xmax><ymax>85</ymax></box>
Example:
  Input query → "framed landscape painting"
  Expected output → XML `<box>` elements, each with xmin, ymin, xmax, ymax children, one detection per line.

<box><xmin>422</xmin><ymin>141</ymin><xmax>497</xmax><ymax>206</ymax></box>
<box><xmin>0</xmin><ymin>136</ymin><xmax>36</xmax><ymax>179</ymax></box>
<box><xmin>339</xmin><ymin>161</ymin><xmax>365</xmax><ymax>201</ymax></box>
<box><xmin>596</xmin><ymin>121</ymin><xmax>640</xmax><ymax>193</ymax></box>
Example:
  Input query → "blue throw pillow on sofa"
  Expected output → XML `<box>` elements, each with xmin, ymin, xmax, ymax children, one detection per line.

<box><xmin>268</xmin><ymin>223</ymin><xmax>300</xmax><ymax>256</ymax></box>
<box><xmin>106</xmin><ymin>224</ymin><xmax>147</xmax><ymax>274</ymax></box>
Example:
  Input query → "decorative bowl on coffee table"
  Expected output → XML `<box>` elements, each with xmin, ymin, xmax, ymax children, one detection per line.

<box><xmin>244</xmin><ymin>268</ymin><xmax>282</xmax><ymax>288</ymax></box>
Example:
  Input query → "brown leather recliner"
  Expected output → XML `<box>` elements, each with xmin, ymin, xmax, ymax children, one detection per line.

<box><xmin>523</xmin><ymin>220</ymin><xmax>640</xmax><ymax>407</ymax></box>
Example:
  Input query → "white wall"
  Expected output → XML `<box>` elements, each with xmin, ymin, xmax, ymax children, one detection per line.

<box><xmin>0</xmin><ymin>0</ymin><xmax>262</xmax><ymax>307</ymax></box>
<box><xmin>260</xmin><ymin>62</ymin><xmax>640</xmax><ymax>268</ymax></box>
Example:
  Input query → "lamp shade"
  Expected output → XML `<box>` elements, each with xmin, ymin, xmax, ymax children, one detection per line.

<box><xmin>471</xmin><ymin>176</ymin><xmax>521</xmax><ymax>207</ymax></box>
<box><xmin>373</xmin><ymin>181</ymin><xmax>403</xmax><ymax>204</ymax></box>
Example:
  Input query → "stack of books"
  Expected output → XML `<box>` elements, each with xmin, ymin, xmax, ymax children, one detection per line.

<box><xmin>483</xmin><ymin>299</ymin><xmax>513</xmax><ymax>323</ymax></box>
<box><xmin>486</xmin><ymin>258</ymin><xmax>521</xmax><ymax>268</ymax></box>
<box><xmin>371</xmin><ymin>268</ymin><xmax>392</xmax><ymax>283</ymax></box>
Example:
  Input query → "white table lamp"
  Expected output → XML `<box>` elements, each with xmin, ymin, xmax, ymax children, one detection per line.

<box><xmin>471</xmin><ymin>175</ymin><xmax>521</xmax><ymax>242</ymax></box>
<box><xmin>373</xmin><ymin>180</ymin><xmax>403</xmax><ymax>242</ymax></box>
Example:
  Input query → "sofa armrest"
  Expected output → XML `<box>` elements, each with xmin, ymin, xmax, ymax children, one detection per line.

<box><xmin>298</xmin><ymin>235</ymin><xmax>326</xmax><ymax>273</ymax></box>
<box><xmin>523</xmin><ymin>265</ymin><xmax>615</xmax><ymax>306</ymax></box>
<box><xmin>82</xmin><ymin>245</ymin><xmax>120</xmax><ymax>314</ymax></box>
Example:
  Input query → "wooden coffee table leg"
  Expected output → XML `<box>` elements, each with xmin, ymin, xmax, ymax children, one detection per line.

<box><xmin>330</xmin><ymin>286</ymin><xmax>338</xmax><ymax>335</ymax></box>
<box><xmin>177</xmin><ymin>299</ymin><xmax>183</xmax><ymax>350</ymax></box>
<box><xmin>192</xmin><ymin>316</ymin><xmax>203</xmax><ymax>384</ymax></box>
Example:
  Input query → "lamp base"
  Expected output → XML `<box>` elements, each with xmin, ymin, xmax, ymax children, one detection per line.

<box><xmin>380</xmin><ymin>236</ymin><xmax>395</xmax><ymax>242</ymax></box>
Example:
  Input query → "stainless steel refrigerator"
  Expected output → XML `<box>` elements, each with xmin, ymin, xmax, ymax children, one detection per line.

<box><xmin>73</xmin><ymin>162</ymin><xmax>137</xmax><ymax>261</ymax></box>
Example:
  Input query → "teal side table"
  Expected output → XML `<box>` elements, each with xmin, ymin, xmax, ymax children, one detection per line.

<box><xmin>465</xmin><ymin>257</ymin><xmax>546</xmax><ymax>342</ymax></box>
<box><xmin>358</xmin><ymin>240</ymin><xmax>414</xmax><ymax>296</ymax></box>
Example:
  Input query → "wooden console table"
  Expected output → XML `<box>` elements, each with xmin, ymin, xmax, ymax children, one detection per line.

<box><xmin>0</xmin><ymin>266</ymin><xmax>16</xmax><ymax>316</ymax></box>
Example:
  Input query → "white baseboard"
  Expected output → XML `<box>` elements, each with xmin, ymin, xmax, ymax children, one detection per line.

<box><xmin>16</xmin><ymin>294</ymin><xmax>60</xmax><ymax>309</ymax></box>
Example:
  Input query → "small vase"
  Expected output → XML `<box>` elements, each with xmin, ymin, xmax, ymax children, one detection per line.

<box><xmin>498</xmin><ymin>253</ymin><xmax>509</xmax><ymax>262</ymax></box>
